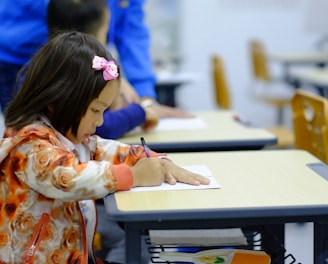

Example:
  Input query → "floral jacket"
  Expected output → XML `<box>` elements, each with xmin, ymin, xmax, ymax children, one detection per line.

<box><xmin>0</xmin><ymin>122</ymin><xmax>156</xmax><ymax>263</ymax></box>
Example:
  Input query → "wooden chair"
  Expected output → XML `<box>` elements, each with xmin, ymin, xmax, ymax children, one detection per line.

<box><xmin>212</xmin><ymin>55</ymin><xmax>231</xmax><ymax>109</ymax></box>
<box><xmin>249</xmin><ymin>39</ymin><xmax>293</xmax><ymax>126</ymax></box>
<box><xmin>291</xmin><ymin>90</ymin><xmax>328</xmax><ymax>164</ymax></box>
<box><xmin>212</xmin><ymin>54</ymin><xmax>294</xmax><ymax>148</ymax></box>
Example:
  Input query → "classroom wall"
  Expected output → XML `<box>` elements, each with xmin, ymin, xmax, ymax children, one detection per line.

<box><xmin>146</xmin><ymin>0</ymin><xmax>322</xmax><ymax>129</ymax></box>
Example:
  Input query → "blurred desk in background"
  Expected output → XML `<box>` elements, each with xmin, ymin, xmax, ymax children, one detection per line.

<box><xmin>120</xmin><ymin>110</ymin><xmax>277</xmax><ymax>152</ymax></box>
<box><xmin>270</xmin><ymin>51</ymin><xmax>328</xmax><ymax>65</ymax></box>
<box><xmin>269</xmin><ymin>51</ymin><xmax>328</xmax><ymax>89</ymax></box>
<box><xmin>155</xmin><ymin>71</ymin><xmax>202</xmax><ymax>107</ymax></box>
<box><xmin>289</xmin><ymin>68</ymin><xmax>328</xmax><ymax>96</ymax></box>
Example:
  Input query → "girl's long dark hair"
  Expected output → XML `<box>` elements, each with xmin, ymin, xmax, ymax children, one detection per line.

<box><xmin>5</xmin><ymin>31</ymin><xmax>120</xmax><ymax>136</ymax></box>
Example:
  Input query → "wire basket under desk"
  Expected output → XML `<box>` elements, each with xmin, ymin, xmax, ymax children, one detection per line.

<box><xmin>145</xmin><ymin>227</ymin><xmax>301</xmax><ymax>264</ymax></box>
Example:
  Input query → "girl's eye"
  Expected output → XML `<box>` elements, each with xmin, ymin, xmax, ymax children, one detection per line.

<box><xmin>92</xmin><ymin>109</ymin><xmax>100</xmax><ymax>113</ymax></box>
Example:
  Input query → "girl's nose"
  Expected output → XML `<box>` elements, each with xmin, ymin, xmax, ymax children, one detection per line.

<box><xmin>95</xmin><ymin>116</ymin><xmax>104</xmax><ymax>128</ymax></box>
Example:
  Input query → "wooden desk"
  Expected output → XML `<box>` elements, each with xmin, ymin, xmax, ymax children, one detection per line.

<box><xmin>104</xmin><ymin>149</ymin><xmax>328</xmax><ymax>264</ymax></box>
<box><xmin>270</xmin><ymin>51</ymin><xmax>328</xmax><ymax>65</ymax></box>
<box><xmin>269</xmin><ymin>51</ymin><xmax>328</xmax><ymax>92</ymax></box>
<box><xmin>289</xmin><ymin>68</ymin><xmax>328</xmax><ymax>97</ymax></box>
<box><xmin>119</xmin><ymin>111</ymin><xmax>277</xmax><ymax>152</ymax></box>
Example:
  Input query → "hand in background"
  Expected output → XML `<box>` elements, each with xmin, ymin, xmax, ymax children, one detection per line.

<box><xmin>140</xmin><ymin>97</ymin><xmax>194</xmax><ymax>119</ymax></box>
<box><xmin>140</xmin><ymin>106</ymin><xmax>160</xmax><ymax>132</ymax></box>
<box><xmin>152</xmin><ymin>103</ymin><xmax>195</xmax><ymax>118</ymax></box>
<box><xmin>111</xmin><ymin>81</ymin><xmax>194</xmax><ymax>119</ymax></box>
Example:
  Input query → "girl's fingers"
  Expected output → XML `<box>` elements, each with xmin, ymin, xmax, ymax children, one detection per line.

<box><xmin>194</xmin><ymin>174</ymin><xmax>211</xmax><ymax>185</ymax></box>
<box><xmin>164</xmin><ymin>172</ymin><xmax>177</xmax><ymax>185</ymax></box>
<box><xmin>160</xmin><ymin>159</ymin><xmax>211</xmax><ymax>186</ymax></box>
<box><xmin>176</xmin><ymin>172</ymin><xmax>211</xmax><ymax>186</ymax></box>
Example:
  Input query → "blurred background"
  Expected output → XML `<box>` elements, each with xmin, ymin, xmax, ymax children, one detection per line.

<box><xmin>144</xmin><ymin>1</ymin><xmax>328</xmax><ymax>262</ymax></box>
<box><xmin>145</xmin><ymin>0</ymin><xmax>328</xmax><ymax>129</ymax></box>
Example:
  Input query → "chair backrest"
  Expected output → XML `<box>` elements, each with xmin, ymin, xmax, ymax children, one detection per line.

<box><xmin>291</xmin><ymin>90</ymin><xmax>328</xmax><ymax>164</ymax></box>
<box><xmin>249</xmin><ymin>40</ymin><xmax>270</xmax><ymax>82</ymax></box>
<box><xmin>212</xmin><ymin>55</ymin><xmax>231</xmax><ymax>110</ymax></box>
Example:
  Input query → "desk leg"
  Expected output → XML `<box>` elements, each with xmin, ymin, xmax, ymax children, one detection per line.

<box><xmin>313</xmin><ymin>85</ymin><xmax>326</xmax><ymax>97</ymax></box>
<box><xmin>155</xmin><ymin>84</ymin><xmax>178</xmax><ymax>107</ymax></box>
<box><xmin>282</xmin><ymin>63</ymin><xmax>290</xmax><ymax>85</ymax></box>
<box><xmin>260</xmin><ymin>224</ymin><xmax>285</xmax><ymax>263</ymax></box>
<box><xmin>314</xmin><ymin>221</ymin><xmax>328</xmax><ymax>264</ymax></box>
<box><xmin>125</xmin><ymin>225</ymin><xmax>142</xmax><ymax>264</ymax></box>
<box><xmin>282</xmin><ymin>63</ymin><xmax>298</xmax><ymax>89</ymax></box>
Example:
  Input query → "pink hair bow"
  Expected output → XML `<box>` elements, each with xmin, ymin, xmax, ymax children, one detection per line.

<box><xmin>92</xmin><ymin>55</ymin><xmax>119</xmax><ymax>81</ymax></box>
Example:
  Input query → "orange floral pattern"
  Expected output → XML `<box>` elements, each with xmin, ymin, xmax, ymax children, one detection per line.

<box><xmin>0</xmin><ymin>123</ymin><xmax>150</xmax><ymax>263</ymax></box>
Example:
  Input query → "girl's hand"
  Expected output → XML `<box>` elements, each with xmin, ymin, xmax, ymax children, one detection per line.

<box><xmin>159</xmin><ymin>159</ymin><xmax>211</xmax><ymax>186</ymax></box>
<box><xmin>131</xmin><ymin>158</ymin><xmax>210</xmax><ymax>187</ymax></box>
<box><xmin>131</xmin><ymin>158</ymin><xmax>164</xmax><ymax>187</ymax></box>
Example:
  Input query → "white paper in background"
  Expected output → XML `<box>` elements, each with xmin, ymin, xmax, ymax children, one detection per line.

<box><xmin>127</xmin><ymin>165</ymin><xmax>220</xmax><ymax>192</ymax></box>
<box><xmin>154</xmin><ymin>117</ymin><xmax>207</xmax><ymax>131</ymax></box>
<box><xmin>123</xmin><ymin>117</ymin><xmax>207</xmax><ymax>136</ymax></box>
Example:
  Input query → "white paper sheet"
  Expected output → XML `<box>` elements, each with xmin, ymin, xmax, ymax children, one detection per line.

<box><xmin>127</xmin><ymin>164</ymin><xmax>220</xmax><ymax>192</ymax></box>
<box><xmin>122</xmin><ymin>117</ymin><xmax>208</xmax><ymax>137</ymax></box>
<box><xmin>154</xmin><ymin>117</ymin><xmax>207</xmax><ymax>131</ymax></box>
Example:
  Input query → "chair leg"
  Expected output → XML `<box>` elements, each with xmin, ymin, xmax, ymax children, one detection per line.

<box><xmin>276</xmin><ymin>107</ymin><xmax>284</xmax><ymax>125</ymax></box>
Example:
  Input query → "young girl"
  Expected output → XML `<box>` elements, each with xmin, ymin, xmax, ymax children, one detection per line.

<box><xmin>0</xmin><ymin>32</ymin><xmax>209</xmax><ymax>264</ymax></box>
<box><xmin>47</xmin><ymin>1</ymin><xmax>172</xmax><ymax>262</ymax></box>
<box><xmin>47</xmin><ymin>0</ymin><xmax>160</xmax><ymax>139</ymax></box>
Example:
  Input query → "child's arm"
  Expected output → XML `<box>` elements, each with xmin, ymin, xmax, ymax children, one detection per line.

<box><xmin>93</xmin><ymin>136</ymin><xmax>210</xmax><ymax>187</ymax></box>
<box><xmin>93</xmin><ymin>135</ymin><xmax>166</xmax><ymax>164</ymax></box>
<box><xmin>13</xmin><ymin>139</ymin><xmax>128</xmax><ymax>201</ymax></box>
<box><xmin>19</xmin><ymin>136</ymin><xmax>166</xmax><ymax>199</ymax></box>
